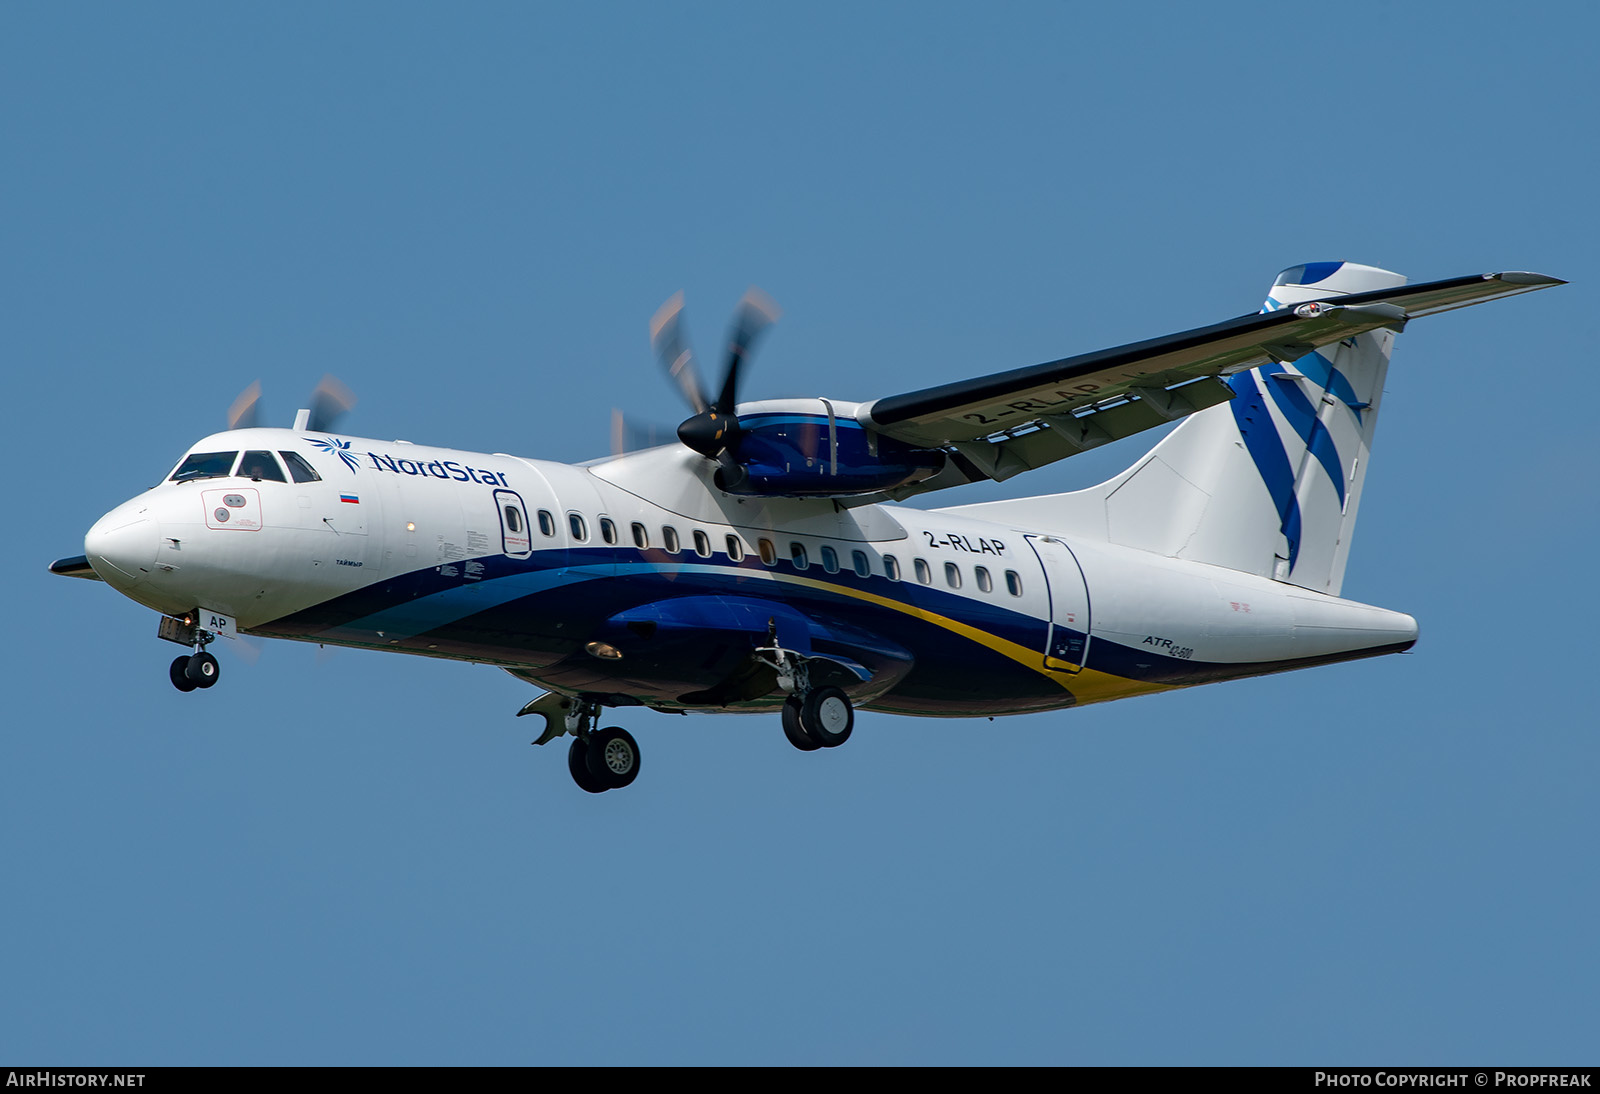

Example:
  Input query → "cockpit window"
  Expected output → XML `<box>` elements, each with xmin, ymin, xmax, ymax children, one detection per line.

<box><xmin>238</xmin><ymin>451</ymin><xmax>287</xmax><ymax>482</ymax></box>
<box><xmin>170</xmin><ymin>452</ymin><xmax>238</xmax><ymax>482</ymax></box>
<box><xmin>279</xmin><ymin>451</ymin><xmax>321</xmax><ymax>483</ymax></box>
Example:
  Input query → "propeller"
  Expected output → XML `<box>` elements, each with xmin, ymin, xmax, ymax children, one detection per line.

<box><xmin>650</xmin><ymin>287</ymin><xmax>780</xmax><ymax>490</ymax></box>
<box><xmin>610</xmin><ymin>409</ymin><xmax>676</xmax><ymax>456</ymax></box>
<box><xmin>226</xmin><ymin>374</ymin><xmax>357</xmax><ymax>433</ymax></box>
<box><xmin>226</xmin><ymin>381</ymin><xmax>263</xmax><ymax>430</ymax></box>
<box><xmin>306</xmin><ymin>374</ymin><xmax>357</xmax><ymax>433</ymax></box>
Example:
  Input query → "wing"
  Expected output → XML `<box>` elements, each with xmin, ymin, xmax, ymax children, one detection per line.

<box><xmin>858</xmin><ymin>271</ymin><xmax>1562</xmax><ymax>492</ymax></box>
<box><xmin>49</xmin><ymin>555</ymin><xmax>104</xmax><ymax>580</ymax></box>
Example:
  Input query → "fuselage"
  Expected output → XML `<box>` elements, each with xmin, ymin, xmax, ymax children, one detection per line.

<box><xmin>84</xmin><ymin>426</ymin><xmax>1419</xmax><ymax>717</ymax></box>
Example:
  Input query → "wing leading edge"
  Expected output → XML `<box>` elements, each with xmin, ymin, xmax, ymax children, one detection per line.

<box><xmin>858</xmin><ymin>271</ymin><xmax>1563</xmax><ymax>493</ymax></box>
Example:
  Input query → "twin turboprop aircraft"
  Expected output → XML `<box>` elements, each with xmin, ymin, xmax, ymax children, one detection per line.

<box><xmin>53</xmin><ymin>263</ymin><xmax>1563</xmax><ymax>793</ymax></box>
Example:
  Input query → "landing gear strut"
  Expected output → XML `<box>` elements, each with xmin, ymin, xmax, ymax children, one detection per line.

<box><xmin>757</xmin><ymin>630</ymin><xmax>855</xmax><ymax>751</ymax></box>
<box><xmin>167</xmin><ymin>625</ymin><xmax>221</xmax><ymax>693</ymax></box>
<box><xmin>541</xmin><ymin>697</ymin><xmax>643</xmax><ymax>794</ymax></box>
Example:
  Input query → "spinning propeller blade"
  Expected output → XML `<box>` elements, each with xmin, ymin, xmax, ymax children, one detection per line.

<box><xmin>224</xmin><ymin>376</ymin><xmax>358</xmax><ymax>432</ymax></box>
<box><xmin>610</xmin><ymin>409</ymin><xmax>676</xmax><ymax>456</ymax></box>
<box><xmin>226</xmin><ymin>381</ymin><xmax>263</xmax><ymax>430</ymax></box>
<box><xmin>650</xmin><ymin>292</ymin><xmax>709</xmax><ymax>415</ymax></box>
<box><xmin>306</xmin><ymin>374</ymin><xmax>357</xmax><ymax>433</ymax></box>
<box><xmin>650</xmin><ymin>287</ymin><xmax>779</xmax><ymax>478</ymax></box>
<box><xmin>716</xmin><ymin>287</ymin><xmax>780</xmax><ymax>413</ymax></box>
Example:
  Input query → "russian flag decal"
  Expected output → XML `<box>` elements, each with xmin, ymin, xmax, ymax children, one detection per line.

<box><xmin>340</xmin><ymin>494</ymin><xmax>360</xmax><ymax>504</ymax></box>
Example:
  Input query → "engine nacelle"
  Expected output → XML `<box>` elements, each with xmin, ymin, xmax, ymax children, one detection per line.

<box><xmin>723</xmin><ymin>399</ymin><xmax>945</xmax><ymax>497</ymax></box>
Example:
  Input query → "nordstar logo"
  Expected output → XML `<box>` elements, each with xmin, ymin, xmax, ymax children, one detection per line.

<box><xmin>366</xmin><ymin>450</ymin><xmax>509</xmax><ymax>487</ymax></box>
<box><xmin>307</xmin><ymin>436</ymin><xmax>361</xmax><ymax>473</ymax></box>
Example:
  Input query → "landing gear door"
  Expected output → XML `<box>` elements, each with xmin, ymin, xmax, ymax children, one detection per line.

<box><xmin>1027</xmin><ymin>534</ymin><xmax>1090</xmax><ymax>673</ymax></box>
<box><xmin>495</xmin><ymin>489</ymin><xmax>532</xmax><ymax>559</ymax></box>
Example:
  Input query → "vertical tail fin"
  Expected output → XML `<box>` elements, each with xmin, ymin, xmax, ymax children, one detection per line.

<box><xmin>1078</xmin><ymin>262</ymin><xmax>1405</xmax><ymax>596</ymax></box>
<box><xmin>1249</xmin><ymin>262</ymin><xmax>1406</xmax><ymax>592</ymax></box>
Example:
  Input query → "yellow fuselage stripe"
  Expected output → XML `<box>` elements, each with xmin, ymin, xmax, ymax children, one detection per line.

<box><xmin>768</xmin><ymin>571</ymin><xmax>1174</xmax><ymax>705</ymax></box>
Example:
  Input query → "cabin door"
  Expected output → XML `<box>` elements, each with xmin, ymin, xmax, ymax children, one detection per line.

<box><xmin>1027</xmin><ymin>534</ymin><xmax>1091</xmax><ymax>673</ymax></box>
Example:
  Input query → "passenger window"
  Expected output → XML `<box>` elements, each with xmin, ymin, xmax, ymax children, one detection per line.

<box><xmin>279</xmin><ymin>451</ymin><xmax>321</xmax><ymax>483</ymax></box>
<box><xmin>238</xmin><ymin>451</ymin><xmax>286</xmax><ymax>482</ymax></box>
<box><xmin>820</xmin><ymin>546</ymin><xmax>839</xmax><ymax>573</ymax></box>
<box><xmin>790</xmin><ymin>542</ymin><xmax>809</xmax><ymax>569</ymax></box>
<box><xmin>914</xmin><ymin>558</ymin><xmax>932</xmax><ymax>585</ymax></box>
<box><xmin>693</xmin><ymin>530</ymin><xmax>711</xmax><ymax>557</ymax></box>
<box><xmin>600</xmin><ymin>518</ymin><xmax>618</xmax><ymax>545</ymax></box>
<box><xmin>975</xmin><ymin>566</ymin><xmax>993</xmax><ymax>593</ymax></box>
<box><xmin>1005</xmin><ymin>570</ymin><xmax>1023</xmax><ymax>596</ymax></box>
<box><xmin>884</xmin><ymin>555</ymin><xmax>901</xmax><ymax>582</ymax></box>
<box><xmin>945</xmin><ymin>562</ymin><xmax>962</xmax><ymax>589</ymax></box>
<box><xmin>504</xmin><ymin>506</ymin><xmax>522</xmax><ymax>534</ymax></box>
<box><xmin>632</xmin><ymin>522</ymin><xmax>649</xmax><ymax>549</ymax></box>
<box><xmin>852</xmin><ymin>550</ymin><xmax>870</xmax><ymax>578</ymax></box>
<box><xmin>663</xmin><ymin>526</ymin><xmax>680</xmax><ymax>553</ymax></box>
<box><xmin>759</xmin><ymin>539</ymin><xmax>777</xmax><ymax>566</ymax></box>
<box><xmin>170</xmin><ymin>451</ymin><xmax>238</xmax><ymax>482</ymax></box>
<box><xmin>569</xmin><ymin>513</ymin><xmax>588</xmax><ymax>542</ymax></box>
<box><xmin>537</xmin><ymin>510</ymin><xmax>556</xmax><ymax>537</ymax></box>
<box><xmin>726</xmin><ymin>535</ymin><xmax>745</xmax><ymax>562</ymax></box>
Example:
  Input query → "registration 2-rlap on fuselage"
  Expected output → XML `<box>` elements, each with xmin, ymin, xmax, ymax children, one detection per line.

<box><xmin>54</xmin><ymin>263</ymin><xmax>1562</xmax><ymax>793</ymax></box>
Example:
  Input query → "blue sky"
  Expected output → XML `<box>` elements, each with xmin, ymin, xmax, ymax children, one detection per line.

<box><xmin>4</xmin><ymin>2</ymin><xmax>1595</xmax><ymax>1065</ymax></box>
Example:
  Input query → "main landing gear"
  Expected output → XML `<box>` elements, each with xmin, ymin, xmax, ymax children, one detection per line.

<box><xmin>755</xmin><ymin>632</ymin><xmax>855</xmax><ymax>753</ymax></box>
<box><xmin>521</xmin><ymin>636</ymin><xmax>860</xmax><ymax>791</ymax></box>
<box><xmin>568</xmin><ymin>727</ymin><xmax>642</xmax><ymax>794</ymax></box>
<box><xmin>781</xmin><ymin>685</ymin><xmax>855</xmax><ymax>751</ymax></box>
<box><xmin>524</xmin><ymin>695</ymin><xmax>642</xmax><ymax>794</ymax></box>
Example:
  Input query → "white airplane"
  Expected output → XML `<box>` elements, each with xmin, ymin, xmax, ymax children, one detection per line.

<box><xmin>53</xmin><ymin>262</ymin><xmax>1562</xmax><ymax>792</ymax></box>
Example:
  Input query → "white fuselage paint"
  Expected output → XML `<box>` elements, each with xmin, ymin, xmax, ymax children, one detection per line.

<box><xmin>84</xmin><ymin>426</ymin><xmax>1418</xmax><ymax>712</ymax></box>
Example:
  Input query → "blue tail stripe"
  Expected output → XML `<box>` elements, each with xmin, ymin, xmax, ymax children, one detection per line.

<box><xmin>1295</xmin><ymin>350</ymin><xmax>1365</xmax><ymax>421</ymax></box>
<box><xmin>1227</xmin><ymin>372</ymin><xmax>1302</xmax><ymax>567</ymax></box>
<box><xmin>1262</xmin><ymin>372</ymin><xmax>1347</xmax><ymax>507</ymax></box>
<box><xmin>1306</xmin><ymin>424</ymin><xmax>1346</xmax><ymax>507</ymax></box>
<box><xmin>1292</xmin><ymin>261</ymin><xmax>1345</xmax><ymax>286</ymax></box>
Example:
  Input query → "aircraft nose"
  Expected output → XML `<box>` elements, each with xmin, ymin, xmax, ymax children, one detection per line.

<box><xmin>84</xmin><ymin>505</ymin><xmax>158</xmax><ymax>587</ymax></box>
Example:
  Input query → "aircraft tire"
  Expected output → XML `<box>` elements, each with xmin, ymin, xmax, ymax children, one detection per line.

<box><xmin>781</xmin><ymin>698</ymin><xmax>823</xmax><ymax>751</ymax></box>
<box><xmin>185</xmin><ymin>651</ymin><xmax>220</xmax><ymax>688</ymax></box>
<box><xmin>801</xmin><ymin>686</ymin><xmax>853</xmax><ymax>748</ymax></box>
<box><xmin>567</xmin><ymin>738</ymin><xmax>610</xmax><ymax>794</ymax></box>
<box><xmin>170</xmin><ymin>655</ymin><xmax>199</xmax><ymax>693</ymax></box>
<box><xmin>585</xmin><ymin>727</ymin><xmax>641</xmax><ymax>790</ymax></box>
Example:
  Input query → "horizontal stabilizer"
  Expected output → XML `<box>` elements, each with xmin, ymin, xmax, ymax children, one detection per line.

<box><xmin>934</xmin><ymin>263</ymin><xmax>1566</xmax><ymax>595</ymax></box>
<box><xmin>861</xmin><ymin>270</ymin><xmax>1565</xmax><ymax>495</ymax></box>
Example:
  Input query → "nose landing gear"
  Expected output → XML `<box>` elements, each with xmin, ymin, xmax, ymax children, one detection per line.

<box><xmin>169</xmin><ymin>650</ymin><xmax>220</xmax><ymax>692</ymax></box>
<box><xmin>159</xmin><ymin>613</ymin><xmax>223</xmax><ymax>692</ymax></box>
